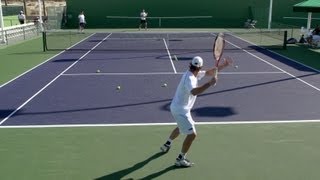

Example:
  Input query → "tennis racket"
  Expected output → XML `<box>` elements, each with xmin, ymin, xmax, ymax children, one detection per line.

<box><xmin>212</xmin><ymin>33</ymin><xmax>226</xmax><ymax>77</ymax></box>
<box><xmin>212</xmin><ymin>33</ymin><xmax>237</xmax><ymax>77</ymax></box>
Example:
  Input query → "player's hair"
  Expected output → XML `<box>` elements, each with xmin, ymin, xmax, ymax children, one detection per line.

<box><xmin>189</xmin><ymin>63</ymin><xmax>201</xmax><ymax>72</ymax></box>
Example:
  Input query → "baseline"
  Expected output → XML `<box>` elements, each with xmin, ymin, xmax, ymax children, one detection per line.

<box><xmin>1</xmin><ymin>119</ymin><xmax>320</xmax><ymax>129</ymax></box>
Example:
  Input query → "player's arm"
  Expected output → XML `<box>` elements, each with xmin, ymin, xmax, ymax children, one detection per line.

<box><xmin>205</xmin><ymin>57</ymin><xmax>232</xmax><ymax>76</ymax></box>
<box><xmin>191</xmin><ymin>77</ymin><xmax>217</xmax><ymax>96</ymax></box>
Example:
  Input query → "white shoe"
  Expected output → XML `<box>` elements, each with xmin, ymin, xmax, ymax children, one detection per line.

<box><xmin>160</xmin><ymin>144</ymin><xmax>171</xmax><ymax>153</ymax></box>
<box><xmin>175</xmin><ymin>158</ymin><xmax>194</xmax><ymax>167</ymax></box>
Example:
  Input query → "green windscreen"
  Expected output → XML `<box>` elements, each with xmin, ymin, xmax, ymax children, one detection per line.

<box><xmin>64</xmin><ymin>0</ymin><xmax>319</xmax><ymax>28</ymax></box>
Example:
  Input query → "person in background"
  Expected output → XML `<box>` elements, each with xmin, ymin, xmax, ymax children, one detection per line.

<box><xmin>312</xmin><ymin>24</ymin><xmax>320</xmax><ymax>36</ymax></box>
<box><xmin>139</xmin><ymin>9</ymin><xmax>148</xmax><ymax>30</ymax></box>
<box><xmin>307</xmin><ymin>25</ymin><xmax>320</xmax><ymax>45</ymax></box>
<box><xmin>18</xmin><ymin>11</ymin><xmax>26</xmax><ymax>24</ymax></box>
<box><xmin>78</xmin><ymin>11</ymin><xmax>86</xmax><ymax>33</ymax></box>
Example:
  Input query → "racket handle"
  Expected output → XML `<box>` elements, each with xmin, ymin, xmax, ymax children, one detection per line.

<box><xmin>213</xmin><ymin>68</ymin><xmax>218</xmax><ymax>78</ymax></box>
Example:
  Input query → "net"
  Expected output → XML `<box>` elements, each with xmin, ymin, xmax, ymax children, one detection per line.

<box><xmin>227</xmin><ymin>29</ymin><xmax>288</xmax><ymax>50</ymax></box>
<box><xmin>42</xmin><ymin>30</ymin><xmax>92</xmax><ymax>51</ymax></box>
<box><xmin>105</xmin><ymin>16</ymin><xmax>213</xmax><ymax>28</ymax></box>
<box><xmin>43</xmin><ymin>31</ymin><xmax>216</xmax><ymax>52</ymax></box>
<box><xmin>42</xmin><ymin>30</ymin><xmax>288</xmax><ymax>52</ymax></box>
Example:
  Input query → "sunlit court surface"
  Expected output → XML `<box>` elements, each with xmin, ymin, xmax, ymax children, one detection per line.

<box><xmin>1</xmin><ymin>30</ymin><xmax>320</xmax><ymax>180</ymax></box>
<box><xmin>1</xmin><ymin>31</ymin><xmax>320</xmax><ymax>126</ymax></box>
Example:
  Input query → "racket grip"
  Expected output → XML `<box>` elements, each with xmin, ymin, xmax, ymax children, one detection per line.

<box><xmin>213</xmin><ymin>68</ymin><xmax>218</xmax><ymax>78</ymax></box>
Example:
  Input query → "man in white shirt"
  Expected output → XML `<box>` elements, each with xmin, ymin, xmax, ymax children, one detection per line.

<box><xmin>160</xmin><ymin>56</ymin><xmax>231</xmax><ymax>167</ymax></box>
<box><xmin>139</xmin><ymin>9</ymin><xmax>148</xmax><ymax>30</ymax></box>
<box><xmin>78</xmin><ymin>11</ymin><xmax>86</xmax><ymax>33</ymax></box>
<box><xmin>18</xmin><ymin>11</ymin><xmax>26</xmax><ymax>24</ymax></box>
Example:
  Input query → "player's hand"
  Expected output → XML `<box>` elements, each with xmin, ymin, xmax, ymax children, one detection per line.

<box><xmin>209</xmin><ymin>76</ymin><xmax>217</xmax><ymax>86</ymax></box>
<box><xmin>223</xmin><ymin>56</ymin><xmax>233</xmax><ymax>66</ymax></box>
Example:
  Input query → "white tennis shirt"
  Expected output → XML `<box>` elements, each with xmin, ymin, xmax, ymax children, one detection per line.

<box><xmin>170</xmin><ymin>70</ymin><xmax>206</xmax><ymax>113</ymax></box>
<box><xmin>18</xmin><ymin>14</ymin><xmax>25</xmax><ymax>20</ymax></box>
<box><xmin>140</xmin><ymin>12</ymin><xmax>147</xmax><ymax>20</ymax></box>
<box><xmin>78</xmin><ymin>14</ymin><xmax>85</xmax><ymax>23</ymax></box>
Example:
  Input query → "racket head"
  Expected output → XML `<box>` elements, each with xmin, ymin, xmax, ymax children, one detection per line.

<box><xmin>213</xmin><ymin>33</ymin><xmax>225</xmax><ymax>67</ymax></box>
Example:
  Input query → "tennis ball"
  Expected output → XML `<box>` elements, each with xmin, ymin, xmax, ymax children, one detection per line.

<box><xmin>234</xmin><ymin>65</ymin><xmax>239</xmax><ymax>69</ymax></box>
<box><xmin>96</xmin><ymin>69</ymin><xmax>100</xmax><ymax>73</ymax></box>
<box><xmin>116</xmin><ymin>86</ymin><xmax>121</xmax><ymax>90</ymax></box>
<box><xmin>162</xmin><ymin>83</ymin><xmax>168</xmax><ymax>87</ymax></box>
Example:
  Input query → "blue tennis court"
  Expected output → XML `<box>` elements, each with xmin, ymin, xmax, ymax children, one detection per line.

<box><xmin>1</xmin><ymin>32</ymin><xmax>320</xmax><ymax>127</ymax></box>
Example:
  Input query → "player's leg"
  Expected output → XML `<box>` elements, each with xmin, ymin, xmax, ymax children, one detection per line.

<box><xmin>81</xmin><ymin>23</ymin><xmax>85</xmax><ymax>32</ymax></box>
<box><xmin>174</xmin><ymin>112</ymin><xmax>196</xmax><ymax>167</ymax></box>
<box><xmin>181</xmin><ymin>133</ymin><xmax>196</xmax><ymax>154</ymax></box>
<box><xmin>145</xmin><ymin>21</ymin><xmax>147</xmax><ymax>30</ymax></box>
<box><xmin>160</xmin><ymin>127</ymin><xmax>180</xmax><ymax>153</ymax></box>
<box><xmin>175</xmin><ymin>132</ymin><xmax>196</xmax><ymax>167</ymax></box>
<box><xmin>139</xmin><ymin>20</ymin><xmax>143</xmax><ymax>30</ymax></box>
<box><xmin>79</xmin><ymin>23</ymin><xmax>83</xmax><ymax>32</ymax></box>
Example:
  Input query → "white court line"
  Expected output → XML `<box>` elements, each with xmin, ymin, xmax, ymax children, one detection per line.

<box><xmin>0</xmin><ymin>33</ymin><xmax>113</xmax><ymax>126</ymax></box>
<box><xmin>225</xmin><ymin>37</ymin><xmax>320</xmax><ymax>92</ymax></box>
<box><xmin>218</xmin><ymin>72</ymin><xmax>285</xmax><ymax>74</ymax></box>
<box><xmin>163</xmin><ymin>38</ymin><xmax>177</xmax><ymax>74</ymax></box>
<box><xmin>0</xmin><ymin>33</ymin><xmax>96</xmax><ymax>89</ymax></box>
<box><xmin>62</xmin><ymin>72</ymin><xmax>181</xmax><ymax>76</ymax></box>
<box><xmin>1</xmin><ymin>119</ymin><xmax>320</xmax><ymax>129</ymax></box>
<box><xmin>61</xmin><ymin>71</ymin><xmax>285</xmax><ymax>76</ymax></box>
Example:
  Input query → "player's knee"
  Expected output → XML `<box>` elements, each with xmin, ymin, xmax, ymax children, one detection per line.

<box><xmin>188</xmin><ymin>133</ymin><xmax>196</xmax><ymax>140</ymax></box>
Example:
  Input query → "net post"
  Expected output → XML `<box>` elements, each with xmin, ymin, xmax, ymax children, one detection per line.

<box><xmin>283</xmin><ymin>30</ymin><xmax>287</xmax><ymax>50</ymax></box>
<box><xmin>42</xmin><ymin>31</ymin><xmax>47</xmax><ymax>52</ymax></box>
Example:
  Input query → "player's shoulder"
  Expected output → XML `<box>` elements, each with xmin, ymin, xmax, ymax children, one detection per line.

<box><xmin>185</xmin><ymin>71</ymin><xmax>197</xmax><ymax>80</ymax></box>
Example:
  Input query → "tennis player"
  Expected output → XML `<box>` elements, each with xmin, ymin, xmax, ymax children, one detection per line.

<box><xmin>18</xmin><ymin>11</ymin><xmax>26</xmax><ymax>24</ymax></box>
<box><xmin>78</xmin><ymin>11</ymin><xmax>86</xmax><ymax>33</ymax></box>
<box><xmin>160</xmin><ymin>56</ymin><xmax>231</xmax><ymax>167</ymax></box>
<box><xmin>139</xmin><ymin>9</ymin><xmax>148</xmax><ymax>30</ymax></box>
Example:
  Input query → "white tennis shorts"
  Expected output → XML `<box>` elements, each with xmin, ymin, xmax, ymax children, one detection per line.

<box><xmin>171</xmin><ymin>110</ymin><xmax>196</xmax><ymax>135</ymax></box>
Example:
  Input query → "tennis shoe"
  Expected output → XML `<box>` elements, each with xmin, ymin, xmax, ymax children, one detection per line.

<box><xmin>175</xmin><ymin>158</ymin><xmax>194</xmax><ymax>167</ymax></box>
<box><xmin>160</xmin><ymin>144</ymin><xmax>171</xmax><ymax>153</ymax></box>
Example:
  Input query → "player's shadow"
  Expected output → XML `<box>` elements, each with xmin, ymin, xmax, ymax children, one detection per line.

<box><xmin>52</xmin><ymin>58</ymin><xmax>79</xmax><ymax>62</ymax></box>
<box><xmin>94</xmin><ymin>152</ymin><xmax>173</xmax><ymax>180</ymax></box>
<box><xmin>138</xmin><ymin>165</ymin><xmax>178</xmax><ymax>180</ymax></box>
<box><xmin>161</xmin><ymin>103</ymin><xmax>236</xmax><ymax>117</ymax></box>
<box><xmin>0</xmin><ymin>109</ymin><xmax>16</xmax><ymax>119</ymax></box>
<box><xmin>193</xmin><ymin>107</ymin><xmax>236</xmax><ymax>117</ymax></box>
<box><xmin>156</xmin><ymin>50</ymin><xmax>210</xmax><ymax>60</ymax></box>
<box><xmin>174</xmin><ymin>56</ymin><xmax>193</xmax><ymax>61</ymax></box>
